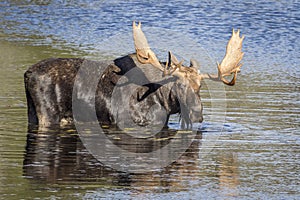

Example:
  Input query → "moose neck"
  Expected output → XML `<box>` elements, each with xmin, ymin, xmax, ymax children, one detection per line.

<box><xmin>112</xmin><ymin>54</ymin><xmax>182</xmax><ymax>128</ymax></box>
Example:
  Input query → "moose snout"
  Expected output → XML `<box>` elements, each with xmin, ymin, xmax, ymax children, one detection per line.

<box><xmin>189</xmin><ymin>106</ymin><xmax>203</xmax><ymax>123</ymax></box>
<box><xmin>190</xmin><ymin>111</ymin><xmax>203</xmax><ymax>123</ymax></box>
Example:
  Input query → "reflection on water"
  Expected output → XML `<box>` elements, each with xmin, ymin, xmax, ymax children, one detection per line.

<box><xmin>218</xmin><ymin>153</ymin><xmax>239</xmax><ymax>197</ymax></box>
<box><xmin>23</xmin><ymin>127</ymin><xmax>242</xmax><ymax>198</ymax></box>
<box><xmin>0</xmin><ymin>0</ymin><xmax>299</xmax><ymax>199</ymax></box>
<box><xmin>23</xmin><ymin>127</ymin><xmax>201</xmax><ymax>186</ymax></box>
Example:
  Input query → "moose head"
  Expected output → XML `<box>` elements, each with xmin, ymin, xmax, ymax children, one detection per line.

<box><xmin>132</xmin><ymin>21</ymin><xmax>245</xmax><ymax>127</ymax></box>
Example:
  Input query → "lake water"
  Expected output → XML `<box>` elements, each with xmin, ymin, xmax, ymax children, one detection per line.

<box><xmin>0</xmin><ymin>0</ymin><xmax>299</xmax><ymax>199</ymax></box>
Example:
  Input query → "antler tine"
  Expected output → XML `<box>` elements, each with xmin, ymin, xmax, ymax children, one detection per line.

<box><xmin>137</xmin><ymin>21</ymin><xmax>141</xmax><ymax>28</ymax></box>
<box><xmin>132</xmin><ymin>21</ymin><xmax>164</xmax><ymax>71</ymax></box>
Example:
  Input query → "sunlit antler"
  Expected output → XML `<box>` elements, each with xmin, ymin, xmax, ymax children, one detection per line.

<box><xmin>132</xmin><ymin>22</ymin><xmax>245</xmax><ymax>92</ymax></box>
<box><xmin>164</xmin><ymin>51</ymin><xmax>184</xmax><ymax>76</ymax></box>
<box><xmin>132</xmin><ymin>21</ymin><xmax>200</xmax><ymax>91</ymax></box>
<box><xmin>132</xmin><ymin>23</ymin><xmax>203</xmax><ymax>92</ymax></box>
<box><xmin>164</xmin><ymin>29</ymin><xmax>245</xmax><ymax>89</ymax></box>
<box><xmin>165</xmin><ymin>51</ymin><xmax>202</xmax><ymax>92</ymax></box>
<box><xmin>132</xmin><ymin>21</ymin><xmax>164</xmax><ymax>71</ymax></box>
<box><xmin>217</xmin><ymin>29</ymin><xmax>245</xmax><ymax>85</ymax></box>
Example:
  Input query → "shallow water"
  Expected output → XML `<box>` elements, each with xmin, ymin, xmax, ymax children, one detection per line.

<box><xmin>0</xmin><ymin>0</ymin><xmax>299</xmax><ymax>199</ymax></box>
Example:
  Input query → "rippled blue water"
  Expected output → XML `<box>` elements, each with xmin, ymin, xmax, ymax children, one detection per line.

<box><xmin>1</xmin><ymin>0</ymin><xmax>299</xmax><ymax>76</ymax></box>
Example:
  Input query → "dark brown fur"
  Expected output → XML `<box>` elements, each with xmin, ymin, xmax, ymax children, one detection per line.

<box><xmin>24</xmin><ymin>54</ymin><xmax>203</xmax><ymax>128</ymax></box>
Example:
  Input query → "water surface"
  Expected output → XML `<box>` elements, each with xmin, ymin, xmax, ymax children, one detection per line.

<box><xmin>0</xmin><ymin>0</ymin><xmax>299</xmax><ymax>199</ymax></box>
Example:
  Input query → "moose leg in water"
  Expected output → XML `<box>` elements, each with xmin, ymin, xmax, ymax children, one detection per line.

<box><xmin>24</xmin><ymin>58</ymin><xmax>83</xmax><ymax>127</ymax></box>
<box><xmin>24</xmin><ymin>58</ymin><xmax>119</xmax><ymax>128</ymax></box>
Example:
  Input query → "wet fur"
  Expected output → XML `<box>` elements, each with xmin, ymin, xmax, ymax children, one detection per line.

<box><xmin>24</xmin><ymin>54</ymin><xmax>203</xmax><ymax>128</ymax></box>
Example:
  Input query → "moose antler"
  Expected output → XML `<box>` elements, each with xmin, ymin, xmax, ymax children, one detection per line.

<box><xmin>165</xmin><ymin>51</ymin><xmax>202</xmax><ymax>92</ymax></box>
<box><xmin>132</xmin><ymin>22</ymin><xmax>201</xmax><ymax>90</ymax></box>
<box><xmin>132</xmin><ymin>22</ymin><xmax>245</xmax><ymax>92</ymax></box>
<box><xmin>216</xmin><ymin>29</ymin><xmax>245</xmax><ymax>85</ymax></box>
<box><xmin>198</xmin><ymin>29</ymin><xmax>245</xmax><ymax>86</ymax></box>
<box><xmin>132</xmin><ymin>21</ymin><xmax>164</xmax><ymax>71</ymax></box>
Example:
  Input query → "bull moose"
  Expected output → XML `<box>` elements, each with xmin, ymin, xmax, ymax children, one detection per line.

<box><xmin>24</xmin><ymin>22</ymin><xmax>244</xmax><ymax>129</ymax></box>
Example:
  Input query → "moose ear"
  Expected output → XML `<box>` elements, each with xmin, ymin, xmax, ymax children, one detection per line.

<box><xmin>190</xmin><ymin>59</ymin><xmax>200</xmax><ymax>70</ymax></box>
